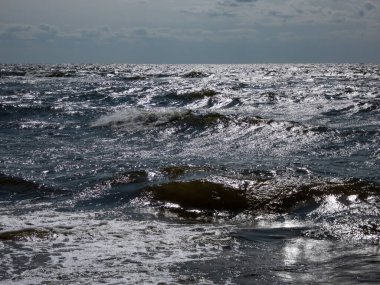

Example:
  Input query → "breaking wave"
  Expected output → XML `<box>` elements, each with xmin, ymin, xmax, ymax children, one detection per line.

<box><xmin>90</xmin><ymin>108</ymin><xmax>191</xmax><ymax>129</ymax></box>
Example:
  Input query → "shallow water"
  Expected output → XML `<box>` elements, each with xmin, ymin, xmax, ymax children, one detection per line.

<box><xmin>0</xmin><ymin>64</ymin><xmax>379</xmax><ymax>284</ymax></box>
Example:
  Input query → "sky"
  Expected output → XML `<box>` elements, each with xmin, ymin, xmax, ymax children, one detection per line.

<box><xmin>0</xmin><ymin>0</ymin><xmax>379</xmax><ymax>63</ymax></box>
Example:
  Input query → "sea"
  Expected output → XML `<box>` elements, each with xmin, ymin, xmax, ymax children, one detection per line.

<box><xmin>0</xmin><ymin>63</ymin><xmax>379</xmax><ymax>284</ymax></box>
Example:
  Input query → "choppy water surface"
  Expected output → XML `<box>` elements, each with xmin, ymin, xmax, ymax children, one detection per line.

<box><xmin>0</xmin><ymin>64</ymin><xmax>379</xmax><ymax>284</ymax></box>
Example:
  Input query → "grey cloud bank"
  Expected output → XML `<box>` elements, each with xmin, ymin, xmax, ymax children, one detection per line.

<box><xmin>0</xmin><ymin>0</ymin><xmax>379</xmax><ymax>63</ymax></box>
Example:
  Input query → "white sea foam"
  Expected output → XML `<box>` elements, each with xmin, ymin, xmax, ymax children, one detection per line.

<box><xmin>0</xmin><ymin>208</ymin><xmax>232</xmax><ymax>284</ymax></box>
<box><xmin>91</xmin><ymin>107</ymin><xmax>190</xmax><ymax>129</ymax></box>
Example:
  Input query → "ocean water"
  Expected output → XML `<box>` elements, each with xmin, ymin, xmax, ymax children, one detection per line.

<box><xmin>0</xmin><ymin>64</ymin><xmax>379</xmax><ymax>284</ymax></box>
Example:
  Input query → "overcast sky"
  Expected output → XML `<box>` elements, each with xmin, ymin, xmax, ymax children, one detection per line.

<box><xmin>0</xmin><ymin>0</ymin><xmax>379</xmax><ymax>63</ymax></box>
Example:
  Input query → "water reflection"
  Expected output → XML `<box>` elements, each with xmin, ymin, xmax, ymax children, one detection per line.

<box><xmin>280</xmin><ymin>237</ymin><xmax>380</xmax><ymax>284</ymax></box>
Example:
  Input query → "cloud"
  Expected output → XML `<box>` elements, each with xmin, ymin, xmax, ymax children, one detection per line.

<box><xmin>364</xmin><ymin>2</ymin><xmax>376</xmax><ymax>11</ymax></box>
<box><xmin>36</xmin><ymin>24</ymin><xmax>59</xmax><ymax>39</ymax></box>
<box><xmin>179</xmin><ymin>6</ymin><xmax>237</xmax><ymax>18</ymax></box>
<box><xmin>79</xmin><ymin>26</ymin><xmax>111</xmax><ymax>40</ymax></box>
<box><xmin>208</xmin><ymin>10</ymin><xmax>236</xmax><ymax>18</ymax></box>
<box><xmin>357</xmin><ymin>2</ymin><xmax>377</xmax><ymax>18</ymax></box>
<box><xmin>0</xmin><ymin>24</ymin><xmax>59</xmax><ymax>40</ymax></box>
<box><xmin>267</xmin><ymin>10</ymin><xmax>297</xmax><ymax>21</ymax></box>
<box><xmin>0</xmin><ymin>23</ymin><xmax>115</xmax><ymax>42</ymax></box>
<box><xmin>0</xmin><ymin>24</ymin><xmax>33</xmax><ymax>40</ymax></box>
<box><xmin>218</xmin><ymin>0</ymin><xmax>258</xmax><ymax>7</ymax></box>
<box><xmin>38</xmin><ymin>24</ymin><xmax>58</xmax><ymax>34</ymax></box>
<box><xmin>117</xmin><ymin>26</ymin><xmax>256</xmax><ymax>43</ymax></box>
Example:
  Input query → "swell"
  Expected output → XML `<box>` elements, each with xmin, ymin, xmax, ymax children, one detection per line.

<box><xmin>74</xmin><ymin>167</ymin><xmax>380</xmax><ymax>216</ymax></box>
<box><xmin>0</xmin><ymin>228</ymin><xmax>56</xmax><ymax>241</ymax></box>
<box><xmin>145</xmin><ymin>178</ymin><xmax>379</xmax><ymax>215</ymax></box>
<box><xmin>90</xmin><ymin>108</ymin><xmax>191</xmax><ymax>129</ymax></box>
<box><xmin>323</xmin><ymin>100</ymin><xmax>380</xmax><ymax>116</ymax></box>
<box><xmin>90</xmin><ymin>108</ymin><xmax>336</xmax><ymax>135</ymax></box>
<box><xmin>65</xmin><ymin>167</ymin><xmax>380</xmax><ymax>243</ymax></box>
<box><xmin>102</xmin><ymin>169</ymin><xmax>379</xmax><ymax>241</ymax></box>
<box><xmin>147</xmin><ymin>180</ymin><xmax>249</xmax><ymax>212</ymax></box>
<box><xmin>0</xmin><ymin>172</ymin><xmax>64</xmax><ymax>201</ymax></box>
<box><xmin>161</xmin><ymin>89</ymin><xmax>218</xmax><ymax>102</ymax></box>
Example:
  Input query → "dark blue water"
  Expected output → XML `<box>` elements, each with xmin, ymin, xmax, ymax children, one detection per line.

<box><xmin>0</xmin><ymin>64</ymin><xmax>379</xmax><ymax>284</ymax></box>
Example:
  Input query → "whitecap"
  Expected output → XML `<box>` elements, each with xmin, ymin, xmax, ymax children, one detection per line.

<box><xmin>90</xmin><ymin>107</ymin><xmax>190</xmax><ymax>130</ymax></box>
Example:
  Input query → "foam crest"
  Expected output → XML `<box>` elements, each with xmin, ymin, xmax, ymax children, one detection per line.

<box><xmin>91</xmin><ymin>108</ymin><xmax>190</xmax><ymax>129</ymax></box>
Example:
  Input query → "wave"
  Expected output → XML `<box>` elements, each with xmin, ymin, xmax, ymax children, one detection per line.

<box><xmin>164</xmin><ymin>89</ymin><xmax>218</xmax><ymax>101</ymax></box>
<box><xmin>90</xmin><ymin>108</ymin><xmax>339</xmax><ymax>141</ymax></box>
<box><xmin>323</xmin><ymin>101</ymin><xmax>380</xmax><ymax>116</ymax></box>
<box><xmin>141</xmin><ymin>176</ymin><xmax>380</xmax><ymax>241</ymax></box>
<box><xmin>46</xmin><ymin>70</ymin><xmax>75</xmax><ymax>78</ymax></box>
<box><xmin>0</xmin><ymin>173</ymin><xmax>63</xmax><ymax>200</ymax></box>
<box><xmin>182</xmin><ymin>71</ymin><xmax>209</xmax><ymax>78</ymax></box>
<box><xmin>0</xmin><ymin>70</ymin><xmax>27</xmax><ymax>77</ymax></box>
<box><xmin>80</xmin><ymin>167</ymin><xmax>379</xmax><ymax>217</ymax></box>
<box><xmin>0</xmin><ymin>228</ymin><xmax>55</xmax><ymax>241</ymax></box>
<box><xmin>90</xmin><ymin>108</ymin><xmax>267</xmax><ymax>132</ymax></box>
<box><xmin>90</xmin><ymin>108</ymin><xmax>191</xmax><ymax>129</ymax></box>
<box><xmin>147</xmin><ymin>180</ymin><xmax>249</xmax><ymax>212</ymax></box>
<box><xmin>68</xmin><ymin>165</ymin><xmax>380</xmax><ymax>241</ymax></box>
<box><xmin>142</xmin><ymin>177</ymin><xmax>379</xmax><ymax>214</ymax></box>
